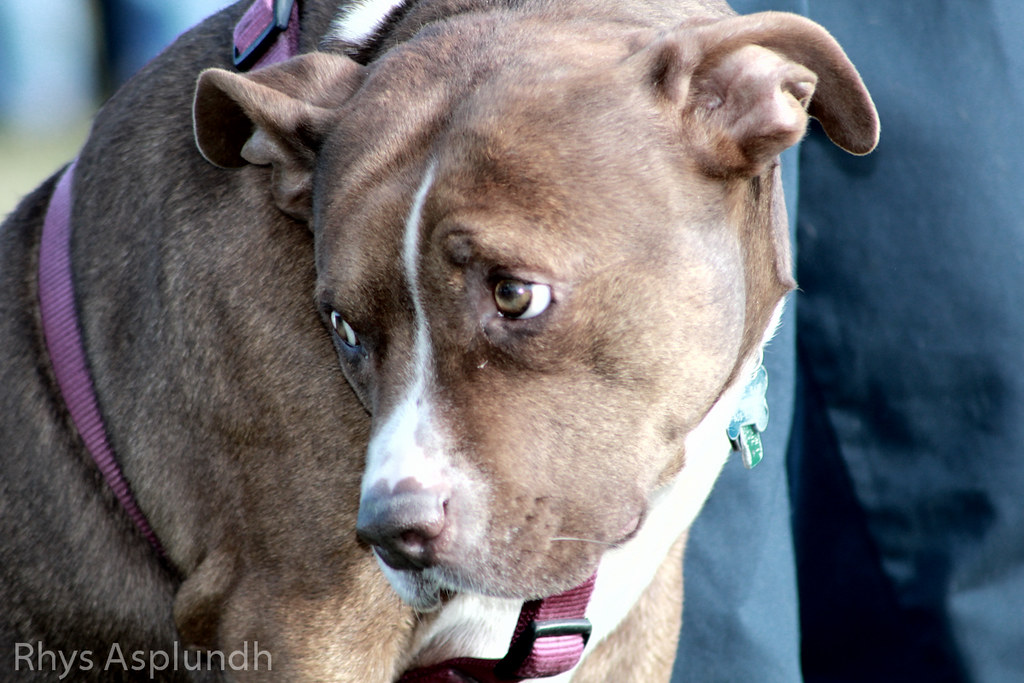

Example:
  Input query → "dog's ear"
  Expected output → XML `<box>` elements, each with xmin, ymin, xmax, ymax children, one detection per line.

<box><xmin>193</xmin><ymin>53</ymin><xmax>363</xmax><ymax>221</ymax></box>
<box><xmin>643</xmin><ymin>12</ymin><xmax>879</xmax><ymax>177</ymax></box>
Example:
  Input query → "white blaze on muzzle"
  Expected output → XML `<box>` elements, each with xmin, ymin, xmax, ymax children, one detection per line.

<box><xmin>362</xmin><ymin>162</ymin><xmax>444</xmax><ymax>498</ymax></box>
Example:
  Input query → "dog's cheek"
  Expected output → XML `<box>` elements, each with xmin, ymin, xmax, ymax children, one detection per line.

<box><xmin>442</xmin><ymin>372</ymin><xmax>649</xmax><ymax>540</ymax></box>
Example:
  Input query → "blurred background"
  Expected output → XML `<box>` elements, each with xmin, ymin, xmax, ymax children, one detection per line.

<box><xmin>0</xmin><ymin>0</ymin><xmax>233</xmax><ymax>217</ymax></box>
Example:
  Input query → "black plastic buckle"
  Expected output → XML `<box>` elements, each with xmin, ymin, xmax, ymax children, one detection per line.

<box><xmin>494</xmin><ymin>618</ymin><xmax>592</xmax><ymax>680</ymax></box>
<box><xmin>233</xmin><ymin>0</ymin><xmax>295</xmax><ymax>71</ymax></box>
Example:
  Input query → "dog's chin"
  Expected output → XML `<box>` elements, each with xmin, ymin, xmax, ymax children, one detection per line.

<box><xmin>376</xmin><ymin>557</ymin><xmax>450</xmax><ymax>612</ymax></box>
<box><xmin>376</xmin><ymin>551</ymin><xmax>600</xmax><ymax>614</ymax></box>
<box><xmin>375</xmin><ymin>553</ymin><xmax>528</xmax><ymax>613</ymax></box>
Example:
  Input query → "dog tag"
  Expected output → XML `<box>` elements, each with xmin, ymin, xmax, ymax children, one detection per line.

<box><xmin>727</xmin><ymin>365</ymin><xmax>769</xmax><ymax>469</ymax></box>
<box><xmin>734</xmin><ymin>424</ymin><xmax>764</xmax><ymax>469</ymax></box>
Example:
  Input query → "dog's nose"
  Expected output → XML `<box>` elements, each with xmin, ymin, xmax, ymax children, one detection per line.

<box><xmin>357</xmin><ymin>483</ymin><xmax>450</xmax><ymax>570</ymax></box>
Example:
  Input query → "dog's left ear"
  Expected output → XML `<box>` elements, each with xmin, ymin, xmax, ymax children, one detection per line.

<box><xmin>193</xmin><ymin>53</ymin><xmax>363</xmax><ymax>221</ymax></box>
<box><xmin>643</xmin><ymin>12</ymin><xmax>879</xmax><ymax>177</ymax></box>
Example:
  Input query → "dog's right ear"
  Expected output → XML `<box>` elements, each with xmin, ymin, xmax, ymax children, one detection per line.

<box><xmin>639</xmin><ymin>12</ymin><xmax>879</xmax><ymax>178</ymax></box>
<box><xmin>193</xmin><ymin>53</ymin><xmax>363</xmax><ymax>222</ymax></box>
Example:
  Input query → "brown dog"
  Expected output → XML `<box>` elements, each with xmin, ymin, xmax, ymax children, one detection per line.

<box><xmin>0</xmin><ymin>0</ymin><xmax>877</xmax><ymax>680</ymax></box>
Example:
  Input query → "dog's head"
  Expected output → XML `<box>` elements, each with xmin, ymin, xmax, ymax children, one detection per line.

<box><xmin>194</xmin><ymin>10</ymin><xmax>876</xmax><ymax>610</ymax></box>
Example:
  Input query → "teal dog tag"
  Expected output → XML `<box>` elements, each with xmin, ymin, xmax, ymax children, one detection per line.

<box><xmin>727</xmin><ymin>365</ymin><xmax>769</xmax><ymax>469</ymax></box>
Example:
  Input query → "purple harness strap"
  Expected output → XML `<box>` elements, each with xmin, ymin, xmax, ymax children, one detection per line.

<box><xmin>400</xmin><ymin>575</ymin><xmax>596</xmax><ymax>682</ymax></box>
<box><xmin>233</xmin><ymin>0</ymin><xmax>299</xmax><ymax>70</ymax></box>
<box><xmin>39</xmin><ymin>2</ymin><xmax>596</xmax><ymax>678</ymax></box>
<box><xmin>38</xmin><ymin>161</ymin><xmax>165</xmax><ymax>555</ymax></box>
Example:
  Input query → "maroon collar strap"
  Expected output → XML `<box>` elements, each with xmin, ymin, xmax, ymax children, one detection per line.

<box><xmin>39</xmin><ymin>161</ymin><xmax>165</xmax><ymax>555</ymax></box>
<box><xmin>400</xmin><ymin>574</ymin><xmax>596</xmax><ymax>682</ymax></box>
<box><xmin>233</xmin><ymin>0</ymin><xmax>300</xmax><ymax>70</ymax></box>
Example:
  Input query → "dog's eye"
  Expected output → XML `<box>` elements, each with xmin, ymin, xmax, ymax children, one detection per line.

<box><xmin>493</xmin><ymin>279</ymin><xmax>552</xmax><ymax>319</ymax></box>
<box><xmin>330</xmin><ymin>310</ymin><xmax>360</xmax><ymax>347</ymax></box>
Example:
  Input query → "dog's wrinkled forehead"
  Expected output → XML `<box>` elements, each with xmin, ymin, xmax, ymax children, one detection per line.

<box><xmin>196</xmin><ymin>3</ymin><xmax>878</xmax><ymax>365</ymax></box>
<box><xmin>314</xmin><ymin>19</ymin><xmax>656</xmax><ymax>253</ymax></box>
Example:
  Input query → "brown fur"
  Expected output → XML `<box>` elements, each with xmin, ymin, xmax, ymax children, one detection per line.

<box><xmin>0</xmin><ymin>0</ymin><xmax>876</xmax><ymax>680</ymax></box>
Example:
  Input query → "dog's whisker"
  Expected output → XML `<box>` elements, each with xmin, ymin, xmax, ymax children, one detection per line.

<box><xmin>550</xmin><ymin>536</ymin><xmax>617</xmax><ymax>547</ymax></box>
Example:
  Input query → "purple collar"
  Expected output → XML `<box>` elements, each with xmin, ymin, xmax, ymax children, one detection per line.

<box><xmin>233</xmin><ymin>0</ymin><xmax>299</xmax><ymax>70</ymax></box>
<box><xmin>400</xmin><ymin>575</ymin><xmax>595</xmax><ymax>682</ymax></box>
<box><xmin>39</xmin><ymin>160</ymin><xmax>165</xmax><ymax>555</ymax></box>
<box><xmin>39</xmin><ymin>1</ymin><xmax>595</xmax><ymax>678</ymax></box>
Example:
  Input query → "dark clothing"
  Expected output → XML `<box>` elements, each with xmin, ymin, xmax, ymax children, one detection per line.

<box><xmin>675</xmin><ymin>2</ymin><xmax>1024</xmax><ymax>681</ymax></box>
